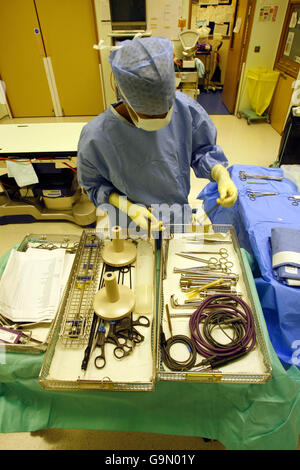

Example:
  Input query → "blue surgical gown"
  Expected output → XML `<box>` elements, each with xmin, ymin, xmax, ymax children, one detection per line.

<box><xmin>77</xmin><ymin>91</ymin><xmax>228</xmax><ymax>224</ymax></box>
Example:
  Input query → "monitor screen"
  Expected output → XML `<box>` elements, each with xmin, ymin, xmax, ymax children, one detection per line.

<box><xmin>109</xmin><ymin>0</ymin><xmax>146</xmax><ymax>23</ymax></box>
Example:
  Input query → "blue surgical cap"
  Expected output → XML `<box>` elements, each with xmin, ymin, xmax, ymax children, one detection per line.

<box><xmin>109</xmin><ymin>36</ymin><xmax>175</xmax><ymax>115</ymax></box>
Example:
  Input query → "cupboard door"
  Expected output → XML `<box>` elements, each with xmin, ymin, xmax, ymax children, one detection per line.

<box><xmin>35</xmin><ymin>0</ymin><xmax>104</xmax><ymax>116</ymax></box>
<box><xmin>0</xmin><ymin>0</ymin><xmax>54</xmax><ymax>117</ymax></box>
<box><xmin>270</xmin><ymin>71</ymin><xmax>294</xmax><ymax>135</ymax></box>
<box><xmin>222</xmin><ymin>0</ymin><xmax>255</xmax><ymax>114</ymax></box>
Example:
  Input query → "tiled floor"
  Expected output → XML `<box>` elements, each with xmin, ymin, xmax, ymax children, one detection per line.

<box><xmin>0</xmin><ymin>113</ymin><xmax>283</xmax><ymax>450</ymax></box>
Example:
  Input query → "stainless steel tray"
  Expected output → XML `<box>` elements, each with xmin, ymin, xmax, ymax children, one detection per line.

<box><xmin>39</xmin><ymin>229</ymin><xmax>157</xmax><ymax>391</ymax></box>
<box><xmin>157</xmin><ymin>224</ymin><xmax>272</xmax><ymax>384</ymax></box>
<box><xmin>0</xmin><ymin>233</ymin><xmax>80</xmax><ymax>354</ymax></box>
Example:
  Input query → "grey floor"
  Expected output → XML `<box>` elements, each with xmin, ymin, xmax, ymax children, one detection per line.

<box><xmin>0</xmin><ymin>429</ymin><xmax>226</xmax><ymax>450</ymax></box>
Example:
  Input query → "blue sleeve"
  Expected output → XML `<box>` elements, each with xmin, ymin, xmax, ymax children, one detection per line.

<box><xmin>77</xmin><ymin>129</ymin><xmax>117</xmax><ymax>207</ymax></box>
<box><xmin>190</xmin><ymin>110</ymin><xmax>228</xmax><ymax>181</ymax></box>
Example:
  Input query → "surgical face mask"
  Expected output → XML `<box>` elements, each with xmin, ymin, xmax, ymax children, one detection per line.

<box><xmin>118</xmin><ymin>83</ymin><xmax>174</xmax><ymax>131</ymax></box>
<box><xmin>126</xmin><ymin>104</ymin><xmax>173</xmax><ymax>131</ymax></box>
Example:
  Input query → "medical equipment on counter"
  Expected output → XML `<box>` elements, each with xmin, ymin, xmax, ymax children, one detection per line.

<box><xmin>179</xmin><ymin>30</ymin><xmax>200</xmax><ymax>68</ymax></box>
<box><xmin>175</xmin><ymin>30</ymin><xmax>200</xmax><ymax>100</ymax></box>
<box><xmin>102</xmin><ymin>225</ymin><xmax>137</xmax><ymax>267</ymax></box>
<box><xmin>0</xmin><ymin>123</ymin><xmax>96</xmax><ymax>227</ymax></box>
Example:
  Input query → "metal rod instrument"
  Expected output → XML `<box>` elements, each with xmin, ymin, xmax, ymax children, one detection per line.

<box><xmin>239</xmin><ymin>171</ymin><xmax>283</xmax><ymax>181</ymax></box>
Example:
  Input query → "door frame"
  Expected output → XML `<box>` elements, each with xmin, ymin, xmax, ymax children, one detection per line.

<box><xmin>222</xmin><ymin>0</ymin><xmax>256</xmax><ymax>114</ymax></box>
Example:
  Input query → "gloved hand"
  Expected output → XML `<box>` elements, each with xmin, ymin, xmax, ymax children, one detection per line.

<box><xmin>109</xmin><ymin>193</ymin><xmax>163</xmax><ymax>231</ymax></box>
<box><xmin>211</xmin><ymin>164</ymin><xmax>238</xmax><ymax>207</ymax></box>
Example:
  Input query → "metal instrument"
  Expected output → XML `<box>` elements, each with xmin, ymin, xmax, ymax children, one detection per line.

<box><xmin>174</xmin><ymin>266</ymin><xmax>239</xmax><ymax>279</ymax></box>
<box><xmin>246</xmin><ymin>182</ymin><xmax>267</xmax><ymax>185</ymax></box>
<box><xmin>184</xmin><ymin>238</ymin><xmax>232</xmax><ymax>244</ymax></box>
<box><xmin>92</xmin><ymin>314</ymin><xmax>150</xmax><ymax>370</ymax></box>
<box><xmin>239</xmin><ymin>170</ymin><xmax>283</xmax><ymax>181</ymax></box>
<box><xmin>94</xmin><ymin>320</ymin><xmax>107</xmax><ymax>369</ymax></box>
<box><xmin>288</xmin><ymin>196</ymin><xmax>300</xmax><ymax>206</ymax></box>
<box><xmin>102</xmin><ymin>320</ymin><xmax>133</xmax><ymax>362</ymax></box>
<box><xmin>114</xmin><ymin>315</ymin><xmax>150</xmax><ymax>344</ymax></box>
<box><xmin>175</xmin><ymin>252</ymin><xmax>234</xmax><ymax>272</ymax></box>
<box><xmin>180</xmin><ymin>248</ymin><xmax>229</xmax><ymax>259</ymax></box>
<box><xmin>246</xmin><ymin>190</ymin><xmax>279</xmax><ymax>201</ymax></box>
<box><xmin>170</xmin><ymin>294</ymin><xmax>240</xmax><ymax>309</ymax></box>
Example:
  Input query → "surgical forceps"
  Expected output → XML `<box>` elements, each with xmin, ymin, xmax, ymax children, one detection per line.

<box><xmin>94</xmin><ymin>320</ymin><xmax>107</xmax><ymax>369</ymax></box>
<box><xmin>35</xmin><ymin>241</ymin><xmax>79</xmax><ymax>253</ymax></box>
<box><xmin>239</xmin><ymin>171</ymin><xmax>283</xmax><ymax>181</ymax></box>
<box><xmin>175</xmin><ymin>252</ymin><xmax>233</xmax><ymax>272</ymax></box>
<box><xmin>246</xmin><ymin>190</ymin><xmax>279</xmax><ymax>200</ymax></box>
<box><xmin>115</xmin><ymin>315</ymin><xmax>150</xmax><ymax>344</ymax></box>
<box><xmin>288</xmin><ymin>196</ymin><xmax>300</xmax><ymax>206</ymax></box>
<box><xmin>93</xmin><ymin>315</ymin><xmax>150</xmax><ymax>369</ymax></box>
<box><xmin>180</xmin><ymin>248</ymin><xmax>229</xmax><ymax>259</ymax></box>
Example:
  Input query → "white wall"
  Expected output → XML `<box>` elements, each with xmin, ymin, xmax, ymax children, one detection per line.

<box><xmin>237</xmin><ymin>0</ymin><xmax>289</xmax><ymax>112</ymax></box>
<box><xmin>93</xmin><ymin>0</ymin><xmax>191</xmax><ymax>108</ymax></box>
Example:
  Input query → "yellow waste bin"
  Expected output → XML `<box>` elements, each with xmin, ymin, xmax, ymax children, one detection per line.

<box><xmin>246</xmin><ymin>68</ymin><xmax>279</xmax><ymax>116</ymax></box>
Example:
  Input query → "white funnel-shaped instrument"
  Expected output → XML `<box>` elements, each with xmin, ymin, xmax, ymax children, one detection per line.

<box><xmin>102</xmin><ymin>225</ymin><xmax>137</xmax><ymax>267</ymax></box>
<box><xmin>93</xmin><ymin>271</ymin><xmax>135</xmax><ymax>320</ymax></box>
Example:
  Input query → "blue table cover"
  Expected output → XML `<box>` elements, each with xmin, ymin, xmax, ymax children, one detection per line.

<box><xmin>198</xmin><ymin>164</ymin><xmax>300</xmax><ymax>371</ymax></box>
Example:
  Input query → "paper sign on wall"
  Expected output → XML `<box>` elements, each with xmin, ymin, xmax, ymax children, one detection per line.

<box><xmin>259</xmin><ymin>5</ymin><xmax>279</xmax><ymax>23</ymax></box>
<box><xmin>289</xmin><ymin>11</ymin><xmax>298</xmax><ymax>29</ymax></box>
<box><xmin>233</xmin><ymin>17</ymin><xmax>242</xmax><ymax>33</ymax></box>
<box><xmin>284</xmin><ymin>31</ymin><xmax>295</xmax><ymax>57</ymax></box>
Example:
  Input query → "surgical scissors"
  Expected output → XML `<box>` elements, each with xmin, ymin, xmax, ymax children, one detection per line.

<box><xmin>115</xmin><ymin>315</ymin><xmax>150</xmax><ymax>344</ymax></box>
<box><xmin>239</xmin><ymin>171</ymin><xmax>283</xmax><ymax>181</ymax></box>
<box><xmin>246</xmin><ymin>190</ymin><xmax>279</xmax><ymax>200</ymax></box>
<box><xmin>94</xmin><ymin>319</ymin><xmax>133</xmax><ymax>369</ymax></box>
<box><xmin>175</xmin><ymin>252</ymin><xmax>233</xmax><ymax>272</ymax></box>
<box><xmin>288</xmin><ymin>196</ymin><xmax>300</xmax><ymax>206</ymax></box>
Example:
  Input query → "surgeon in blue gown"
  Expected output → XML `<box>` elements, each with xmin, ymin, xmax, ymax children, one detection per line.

<box><xmin>77</xmin><ymin>36</ymin><xmax>237</xmax><ymax>230</ymax></box>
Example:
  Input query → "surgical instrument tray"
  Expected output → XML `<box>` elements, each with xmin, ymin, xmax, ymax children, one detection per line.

<box><xmin>39</xmin><ymin>229</ymin><xmax>157</xmax><ymax>392</ymax></box>
<box><xmin>157</xmin><ymin>224</ymin><xmax>272</xmax><ymax>384</ymax></box>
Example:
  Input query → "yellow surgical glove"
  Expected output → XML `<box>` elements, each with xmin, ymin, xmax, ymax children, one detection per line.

<box><xmin>211</xmin><ymin>164</ymin><xmax>238</xmax><ymax>207</ymax></box>
<box><xmin>109</xmin><ymin>193</ymin><xmax>163</xmax><ymax>231</ymax></box>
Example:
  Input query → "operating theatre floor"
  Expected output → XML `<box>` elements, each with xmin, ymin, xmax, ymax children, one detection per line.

<box><xmin>0</xmin><ymin>113</ymin><xmax>295</xmax><ymax>451</ymax></box>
